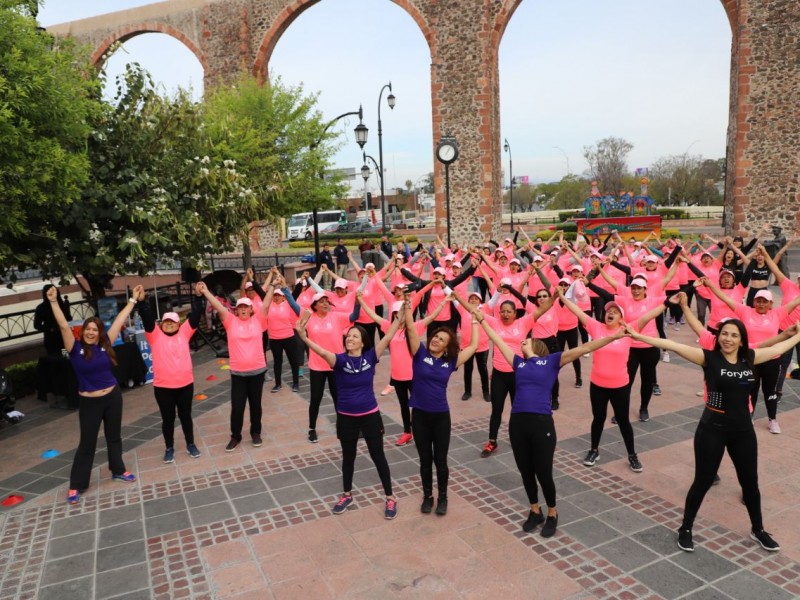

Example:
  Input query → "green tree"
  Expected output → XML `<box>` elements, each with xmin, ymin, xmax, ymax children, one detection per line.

<box><xmin>648</xmin><ymin>154</ymin><xmax>723</xmax><ymax>206</ymax></box>
<box><xmin>538</xmin><ymin>174</ymin><xmax>588</xmax><ymax>210</ymax></box>
<box><xmin>582</xmin><ymin>137</ymin><xmax>633</xmax><ymax>196</ymax></box>
<box><xmin>28</xmin><ymin>63</ymin><xmax>253</xmax><ymax>299</ymax></box>
<box><xmin>0</xmin><ymin>0</ymin><xmax>100</xmax><ymax>270</ymax></box>
<box><xmin>202</xmin><ymin>74</ymin><xmax>345</xmax><ymax>265</ymax></box>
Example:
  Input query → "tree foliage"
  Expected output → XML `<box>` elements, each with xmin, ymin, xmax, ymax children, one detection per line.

<box><xmin>538</xmin><ymin>174</ymin><xmax>589</xmax><ymax>210</ymax></box>
<box><xmin>582</xmin><ymin>136</ymin><xmax>633</xmax><ymax>196</ymax></box>
<box><xmin>647</xmin><ymin>155</ymin><xmax>723</xmax><ymax>206</ymax></box>
<box><xmin>0</xmin><ymin>1</ymin><xmax>100</xmax><ymax>267</ymax></box>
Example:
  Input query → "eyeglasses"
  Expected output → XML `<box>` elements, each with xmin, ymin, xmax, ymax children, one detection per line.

<box><xmin>536</xmin><ymin>294</ymin><xmax>550</xmax><ymax>299</ymax></box>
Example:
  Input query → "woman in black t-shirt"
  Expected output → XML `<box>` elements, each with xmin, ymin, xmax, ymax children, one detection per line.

<box><xmin>626</xmin><ymin>320</ymin><xmax>800</xmax><ymax>554</ymax></box>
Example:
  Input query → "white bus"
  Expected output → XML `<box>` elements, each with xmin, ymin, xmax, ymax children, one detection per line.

<box><xmin>286</xmin><ymin>209</ymin><xmax>347</xmax><ymax>240</ymax></box>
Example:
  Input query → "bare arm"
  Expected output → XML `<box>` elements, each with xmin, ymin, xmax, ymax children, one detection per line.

<box><xmin>374</xmin><ymin>307</ymin><xmax>404</xmax><ymax>356</ymax></box>
<box><xmin>703</xmin><ymin>278</ymin><xmax>738</xmax><ymax>311</ymax></box>
<box><xmin>560</xmin><ymin>327</ymin><xmax>625</xmax><ymax>365</ymax></box>
<box><xmin>479</xmin><ymin>317</ymin><xmax>515</xmax><ymax>365</ymax></box>
<box><xmin>752</xmin><ymin>325</ymin><xmax>800</xmax><ymax>364</ymax></box>
<box><xmin>198</xmin><ymin>281</ymin><xmax>232</xmax><ymax>320</ymax></box>
<box><xmin>626</xmin><ymin>325</ymin><xmax>706</xmax><ymax>366</ymax></box>
<box><xmin>107</xmin><ymin>285</ymin><xmax>143</xmax><ymax>342</ymax></box>
<box><xmin>456</xmin><ymin>317</ymin><xmax>480</xmax><ymax>368</ymax></box>
<box><xmin>757</xmin><ymin>242</ymin><xmax>786</xmax><ymax>285</ymax></box>
<box><xmin>403</xmin><ymin>299</ymin><xmax>422</xmax><ymax>355</ymax></box>
<box><xmin>554</xmin><ymin>287</ymin><xmax>590</xmax><ymax>326</ymax></box>
<box><xmin>46</xmin><ymin>286</ymin><xmax>77</xmax><ymax>352</ymax></box>
<box><xmin>295</xmin><ymin>314</ymin><xmax>336</xmax><ymax>368</ymax></box>
<box><xmin>356</xmin><ymin>291</ymin><xmax>387</xmax><ymax>325</ymax></box>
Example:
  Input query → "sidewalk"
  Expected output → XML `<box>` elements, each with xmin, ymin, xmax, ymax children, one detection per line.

<box><xmin>2</xmin><ymin>324</ymin><xmax>800</xmax><ymax>599</ymax></box>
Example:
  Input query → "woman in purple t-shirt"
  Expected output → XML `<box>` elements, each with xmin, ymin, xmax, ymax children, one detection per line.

<box><xmin>49</xmin><ymin>285</ymin><xmax>143</xmax><ymax>505</ymax></box>
<box><xmin>296</xmin><ymin>306</ymin><xmax>404</xmax><ymax>520</ymax></box>
<box><xmin>404</xmin><ymin>293</ymin><xmax>480</xmax><ymax>516</ymax></box>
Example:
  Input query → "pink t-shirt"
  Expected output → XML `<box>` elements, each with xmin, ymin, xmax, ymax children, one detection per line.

<box><xmin>556</xmin><ymin>300</ymin><xmax>579</xmax><ymax>331</ymax></box>
<box><xmin>708</xmin><ymin>285</ymin><xmax>746</xmax><ymax>329</ymax></box>
<box><xmin>734</xmin><ymin>304</ymin><xmax>787</xmax><ymax>349</ymax></box>
<box><xmin>692</xmin><ymin>257</ymin><xmax>721</xmax><ymax>300</ymax></box>
<box><xmin>145</xmin><ymin>321</ymin><xmax>196</xmax><ymax>388</ymax></box>
<box><xmin>428</xmin><ymin>284</ymin><xmax>452</xmax><ymax>321</ymax></box>
<box><xmin>585</xmin><ymin>319</ymin><xmax>631</xmax><ymax>388</ymax></box>
<box><xmin>306</xmin><ymin>311</ymin><xmax>353</xmax><ymax>371</ymax></box>
<box><xmin>380</xmin><ymin>320</ymin><xmax>426</xmax><ymax>381</ymax></box>
<box><xmin>266</xmin><ymin>299</ymin><xmax>298</xmax><ymax>340</ymax></box>
<box><xmin>457</xmin><ymin>305</ymin><xmax>489</xmax><ymax>352</ymax></box>
<box><xmin>223</xmin><ymin>311</ymin><xmax>268</xmax><ymax>372</ymax></box>
<box><xmin>328</xmin><ymin>289</ymin><xmax>357</xmax><ymax>318</ymax></box>
<box><xmin>530</xmin><ymin>304</ymin><xmax>558</xmax><ymax>339</ymax></box>
<box><xmin>485</xmin><ymin>313</ymin><xmax>534</xmax><ymax>372</ymax></box>
<box><xmin>779</xmin><ymin>279</ymin><xmax>800</xmax><ymax>330</ymax></box>
<box><xmin>614</xmin><ymin>293</ymin><xmax>661</xmax><ymax>348</ymax></box>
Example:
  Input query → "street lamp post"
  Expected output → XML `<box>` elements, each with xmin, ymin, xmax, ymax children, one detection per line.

<box><xmin>311</xmin><ymin>107</ymin><xmax>368</xmax><ymax>268</ymax></box>
<box><xmin>436</xmin><ymin>135</ymin><xmax>459</xmax><ymax>248</ymax></box>
<box><xmin>376</xmin><ymin>83</ymin><xmax>396</xmax><ymax>234</ymax></box>
<box><xmin>504</xmin><ymin>138</ymin><xmax>513</xmax><ymax>233</ymax></box>
<box><xmin>362</xmin><ymin>152</ymin><xmax>381</xmax><ymax>221</ymax></box>
<box><xmin>552</xmin><ymin>146</ymin><xmax>571</xmax><ymax>175</ymax></box>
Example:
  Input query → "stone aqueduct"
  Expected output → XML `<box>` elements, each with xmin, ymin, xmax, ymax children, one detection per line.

<box><xmin>49</xmin><ymin>0</ymin><xmax>800</xmax><ymax>242</ymax></box>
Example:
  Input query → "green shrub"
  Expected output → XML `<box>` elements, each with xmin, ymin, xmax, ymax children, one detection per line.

<box><xmin>7</xmin><ymin>361</ymin><xmax>37</xmax><ymax>399</ymax></box>
<box><xmin>288</xmin><ymin>234</ymin><xmax>419</xmax><ymax>249</ymax></box>
<box><xmin>608</xmin><ymin>209</ymin><xmax>628</xmax><ymax>218</ymax></box>
<box><xmin>558</xmin><ymin>210</ymin><xmax>583</xmax><ymax>222</ymax></box>
<box><xmin>653</xmin><ymin>208</ymin><xmax>688</xmax><ymax>220</ymax></box>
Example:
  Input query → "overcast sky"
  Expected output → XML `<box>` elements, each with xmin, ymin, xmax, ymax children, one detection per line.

<box><xmin>40</xmin><ymin>0</ymin><xmax>733</xmax><ymax>192</ymax></box>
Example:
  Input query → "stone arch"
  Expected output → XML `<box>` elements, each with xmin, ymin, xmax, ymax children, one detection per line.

<box><xmin>252</xmin><ymin>0</ymin><xmax>432</xmax><ymax>81</ymax></box>
<box><xmin>90</xmin><ymin>23</ymin><xmax>208</xmax><ymax>74</ymax></box>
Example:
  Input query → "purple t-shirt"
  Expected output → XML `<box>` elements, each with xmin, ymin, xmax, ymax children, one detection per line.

<box><xmin>511</xmin><ymin>353</ymin><xmax>562</xmax><ymax>415</ymax></box>
<box><xmin>333</xmin><ymin>348</ymin><xmax>379</xmax><ymax>415</ymax></box>
<box><xmin>69</xmin><ymin>340</ymin><xmax>118</xmax><ymax>393</ymax></box>
<box><xmin>409</xmin><ymin>345</ymin><xmax>458</xmax><ymax>413</ymax></box>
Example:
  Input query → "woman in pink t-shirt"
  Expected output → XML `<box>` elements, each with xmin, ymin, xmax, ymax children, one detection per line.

<box><xmin>136</xmin><ymin>286</ymin><xmax>203</xmax><ymax>464</ymax></box>
<box><xmin>558</xmin><ymin>290</ymin><xmax>667</xmax><ymax>473</ymax></box>
<box><xmin>199</xmin><ymin>279</ymin><xmax>271</xmax><ymax>452</ymax></box>
<box><xmin>263</xmin><ymin>273</ymin><xmax>302</xmax><ymax>394</ymax></box>
<box><xmin>457</xmin><ymin>291</ymin><xmax>491</xmax><ymax>402</ymax></box>
<box><xmin>357</xmin><ymin>292</ymin><xmax>446</xmax><ymax>446</ymax></box>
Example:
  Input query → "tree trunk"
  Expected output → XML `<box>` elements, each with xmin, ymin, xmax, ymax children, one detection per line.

<box><xmin>241</xmin><ymin>234</ymin><xmax>252</xmax><ymax>271</ymax></box>
<box><xmin>83</xmin><ymin>273</ymin><xmax>115</xmax><ymax>308</ymax></box>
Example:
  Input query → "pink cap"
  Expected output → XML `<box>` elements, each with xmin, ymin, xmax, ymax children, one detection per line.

<box><xmin>235</xmin><ymin>298</ymin><xmax>253</xmax><ymax>308</ymax></box>
<box><xmin>754</xmin><ymin>290</ymin><xmax>773</xmax><ymax>302</ymax></box>
<box><xmin>643</xmin><ymin>255</ymin><xmax>659</xmax><ymax>263</ymax></box>
<box><xmin>630</xmin><ymin>277</ymin><xmax>648</xmax><ymax>288</ymax></box>
<box><xmin>365</xmin><ymin>262</ymin><xmax>376</xmax><ymax>270</ymax></box>
<box><xmin>453</xmin><ymin>261</ymin><xmax>463</xmax><ymax>268</ymax></box>
<box><xmin>590</xmin><ymin>249</ymin><xmax>604</xmax><ymax>259</ymax></box>
<box><xmin>161</xmin><ymin>312</ymin><xmax>180</xmax><ymax>323</ymax></box>
<box><xmin>244</xmin><ymin>281</ymin><xmax>253</xmax><ymax>289</ymax></box>
<box><xmin>311</xmin><ymin>292</ymin><xmax>328</xmax><ymax>303</ymax></box>
<box><xmin>634</xmin><ymin>241</ymin><xmax>643</xmax><ymax>247</ymax></box>
<box><xmin>570</xmin><ymin>264</ymin><xmax>584</xmax><ymax>272</ymax></box>
<box><xmin>700</xmin><ymin>251</ymin><xmax>713</xmax><ymax>259</ymax></box>
<box><xmin>504</xmin><ymin>237</ymin><xmax>513</xmax><ymax>243</ymax></box>
<box><xmin>393</xmin><ymin>282</ymin><xmax>407</xmax><ymax>291</ymax></box>
<box><xmin>500</xmin><ymin>277</ymin><xmax>512</xmax><ymax>286</ymax></box>
<box><xmin>558</xmin><ymin>277</ymin><xmax>572</xmax><ymax>285</ymax></box>
<box><xmin>433</xmin><ymin>267</ymin><xmax>446</xmax><ymax>275</ymax></box>
<box><xmin>273</xmin><ymin>288</ymin><xmax>285</xmax><ymax>296</ymax></box>
<box><xmin>532</xmin><ymin>255</ymin><xmax>545</xmax><ymax>262</ymax></box>
<box><xmin>604</xmin><ymin>301</ymin><xmax>625</xmax><ymax>318</ymax></box>
<box><xmin>549</xmin><ymin>250</ymin><xmax>559</xmax><ymax>256</ymax></box>
<box><xmin>391</xmin><ymin>300</ymin><xmax>404</xmax><ymax>314</ymax></box>
<box><xmin>444</xmin><ymin>254</ymin><xmax>455</xmax><ymax>261</ymax></box>
<box><xmin>468</xmin><ymin>291</ymin><xmax>482</xmax><ymax>301</ymax></box>
<box><xmin>334</xmin><ymin>279</ymin><xmax>349</xmax><ymax>289</ymax></box>
<box><xmin>509</xmin><ymin>258</ymin><xmax>521</xmax><ymax>265</ymax></box>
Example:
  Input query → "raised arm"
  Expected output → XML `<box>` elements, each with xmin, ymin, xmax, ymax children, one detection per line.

<box><xmin>625</xmin><ymin>324</ymin><xmax>706</xmax><ymax>366</ymax></box>
<box><xmin>294</xmin><ymin>311</ymin><xmax>336</xmax><ymax>367</ymax></box>
<box><xmin>197</xmin><ymin>281</ymin><xmax>232</xmax><ymax>320</ymax></box>
<box><xmin>479</xmin><ymin>316</ymin><xmax>516</xmax><ymax>365</ymax></box>
<box><xmin>356</xmin><ymin>290</ymin><xmax>387</xmax><ymax>325</ymax></box>
<box><xmin>753</xmin><ymin>324</ymin><xmax>800</xmax><ymax>365</ymax></box>
<box><xmin>674</xmin><ymin>292</ymin><xmax>706</xmax><ymax>338</ymax></box>
<box><xmin>403</xmin><ymin>299</ymin><xmax>422</xmax><ymax>355</ymax></box>
<box><xmin>702</xmin><ymin>277</ymin><xmax>738</xmax><ymax>311</ymax></box>
<box><xmin>758</xmin><ymin>242</ymin><xmax>787</xmax><ymax>285</ymax></box>
<box><xmin>560</xmin><ymin>327</ymin><xmax>625</xmax><ymax>365</ymax></box>
<box><xmin>456</xmin><ymin>314</ymin><xmax>480</xmax><ymax>368</ymax></box>
<box><xmin>374</xmin><ymin>306</ymin><xmax>405</xmax><ymax>357</ymax></box>
<box><xmin>46</xmin><ymin>286</ymin><xmax>77</xmax><ymax>352</ymax></box>
<box><xmin>554</xmin><ymin>286</ymin><xmax>591</xmax><ymax>326</ymax></box>
<box><xmin>106</xmin><ymin>285</ymin><xmax>143</xmax><ymax>343</ymax></box>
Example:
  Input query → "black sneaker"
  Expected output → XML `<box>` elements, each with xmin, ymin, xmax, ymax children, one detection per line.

<box><xmin>522</xmin><ymin>510</ymin><xmax>545</xmax><ymax>532</ymax></box>
<box><xmin>583</xmin><ymin>449</ymin><xmax>599</xmax><ymax>466</ymax></box>
<box><xmin>270</xmin><ymin>384</ymin><xmax>282</xmax><ymax>393</ymax></box>
<box><xmin>308</xmin><ymin>429</ymin><xmax>318</xmax><ymax>443</ymax></box>
<box><xmin>291</xmin><ymin>382</ymin><xmax>300</xmax><ymax>393</ymax></box>
<box><xmin>225</xmin><ymin>438</ymin><xmax>240</xmax><ymax>452</ymax></box>
<box><xmin>628</xmin><ymin>453</ymin><xmax>643</xmax><ymax>473</ymax></box>
<box><xmin>435</xmin><ymin>497</ymin><xmax>448</xmax><ymax>516</ymax></box>
<box><xmin>252</xmin><ymin>434</ymin><xmax>263</xmax><ymax>447</ymax></box>
<box><xmin>482</xmin><ymin>391</ymin><xmax>490</xmax><ymax>402</ymax></box>
<box><xmin>750</xmin><ymin>530</ymin><xmax>780</xmax><ymax>552</ymax></box>
<box><xmin>677</xmin><ymin>528</ymin><xmax>694</xmax><ymax>552</ymax></box>
<box><xmin>653</xmin><ymin>384</ymin><xmax>662</xmax><ymax>396</ymax></box>
<box><xmin>712</xmin><ymin>473</ymin><xmax>721</xmax><ymax>486</ymax></box>
<box><xmin>551</xmin><ymin>398</ymin><xmax>560</xmax><ymax>411</ymax></box>
<box><xmin>639</xmin><ymin>409</ymin><xmax>650</xmax><ymax>422</ymax></box>
<box><xmin>610</xmin><ymin>415</ymin><xmax>618</xmax><ymax>424</ymax></box>
<box><xmin>541</xmin><ymin>514</ymin><xmax>558</xmax><ymax>538</ymax></box>
<box><xmin>461</xmin><ymin>392</ymin><xmax>472</xmax><ymax>401</ymax></box>
<box><xmin>420</xmin><ymin>496</ymin><xmax>434</xmax><ymax>514</ymax></box>
<box><xmin>575</xmin><ymin>378</ymin><xmax>583</xmax><ymax>389</ymax></box>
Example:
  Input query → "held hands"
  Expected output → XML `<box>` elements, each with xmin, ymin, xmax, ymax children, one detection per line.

<box><xmin>132</xmin><ymin>285</ymin><xmax>145</xmax><ymax>301</ymax></box>
<box><xmin>195</xmin><ymin>281</ymin><xmax>208</xmax><ymax>295</ymax></box>
<box><xmin>46</xmin><ymin>286</ymin><xmax>58</xmax><ymax>302</ymax></box>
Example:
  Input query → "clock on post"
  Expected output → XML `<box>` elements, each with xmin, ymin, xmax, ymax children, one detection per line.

<box><xmin>435</xmin><ymin>135</ymin><xmax>459</xmax><ymax>246</ymax></box>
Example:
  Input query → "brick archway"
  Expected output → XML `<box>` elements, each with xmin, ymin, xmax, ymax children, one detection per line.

<box><xmin>252</xmin><ymin>0</ymin><xmax>432</xmax><ymax>81</ymax></box>
<box><xmin>90</xmin><ymin>23</ymin><xmax>208</xmax><ymax>74</ymax></box>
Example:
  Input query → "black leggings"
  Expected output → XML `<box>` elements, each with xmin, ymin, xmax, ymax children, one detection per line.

<box><xmin>750</xmin><ymin>358</ymin><xmax>780</xmax><ymax>420</ymax></box>
<box><xmin>557</xmin><ymin>328</ymin><xmax>581</xmax><ymax>380</ymax></box>
<box><xmin>695</xmin><ymin>295</ymin><xmax>711</xmax><ymax>325</ymax></box>
<box><xmin>537</xmin><ymin>336</ymin><xmax>560</xmax><ymax>401</ymax></box>
<box><xmin>70</xmin><ymin>386</ymin><xmax>126</xmax><ymax>490</ymax></box>
<box><xmin>309</xmin><ymin>369</ymin><xmax>338</xmax><ymax>430</ymax></box>
<box><xmin>509</xmin><ymin>413</ymin><xmax>557</xmax><ymax>508</ymax></box>
<box><xmin>339</xmin><ymin>414</ymin><xmax>393</xmax><ymax>496</ymax></box>
<box><xmin>230</xmin><ymin>372</ymin><xmax>265</xmax><ymax>440</ymax></box>
<box><xmin>489</xmin><ymin>370</ymin><xmax>516</xmax><ymax>440</ymax></box>
<box><xmin>412</xmin><ymin>408</ymin><xmax>451</xmax><ymax>497</ymax></box>
<box><xmin>475</xmin><ymin>277</ymin><xmax>489</xmax><ymax>301</ymax></box>
<box><xmin>270</xmin><ymin>334</ymin><xmax>302</xmax><ymax>386</ymax></box>
<box><xmin>627</xmin><ymin>346</ymin><xmax>661</xmax><ymax>411</ymax></box>
<box><xmin>655</xmin><ymin>313</ymin><xmax>666</xmax><ymax>340</ymax></box>
<box><xmin>578</xmin><ymin>310</ymin><xmax>591</xmax><ymax>344</ymax></box>
<box><xmin>590</xmin><ymin>296</ymin><xmax>605</xmax><ymax>322</ymax></box>
<box><xmin>589</xmin><ymin>383</ymin><xmax>635</xmax><ymax>454</ymax></box>
<box><xmin>391</xmin><ymin>378</ymin><xmax>413</xmax><ymax>433</ymax></box>
<box><xmin>463</xmin><ymin>349</ymin><xmax>489</xmax><ymax>395</ymax></box>
<box><xmin>682</xmin><ymin>422</ymin><xmax>762</xmax><ymax>532</ymax></box>
<box><xmin>776</xmin><ymin>340</ymin><xmax>800</xmax><ymax>394</ymax></box>
<box><xmin>154</xmin><ymin>383</ymin><xmax>195</xmax><ymax>448</ymax></box>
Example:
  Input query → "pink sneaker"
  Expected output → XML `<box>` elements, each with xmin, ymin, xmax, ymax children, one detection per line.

<box><xmin>396</xmin><ymin>432</ymin><xmax>413</xmax><ymax>446</ymax></box>
<box><xmin>768</xmin><ymin>419</ymin><xmax>781</xmax><ymax>434</ymax></box>
<box><xmin>381</xmin><ymin>385</ymin><xmax>395</xmax><ymax>396</ymax></box>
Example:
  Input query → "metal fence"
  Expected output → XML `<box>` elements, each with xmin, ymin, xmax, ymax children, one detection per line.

<box><xmin>0</xmin><ymin>300</ymin><xmax>96</xmax><ymax>343</ymax></box>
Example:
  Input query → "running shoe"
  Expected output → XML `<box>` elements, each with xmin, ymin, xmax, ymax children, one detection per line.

<box><xmin>662</xmin><ymin>351</ymin><xmax>670</xmax><ymax>363</ymax></box>
<box><xmin>225</xmin><ymin>438</ymin><xmax>240</xmax><ymax>452</ymax></box>
<box><xmin>384</xmin><ymin>497</ymin><xmax>398</xmax><ymax>520</ymax></box>
<box><xmin>522</xmin><ymin>510</ymin><xmax>545</xmax><ymax>532</ymax></box>
<box><xmin>435</xmin><ymin>497</ymin><xmax>448</xmax><ymax>516</ymax></box>
<box><xmin>380</xmin><ymin>385</ymin><xmax>395</xmax><ymax>396</ymax></box>
<box><xmin>574</xmin><ymin>378</ymin><xmax>583</xmax><ymax>389</ymax></box>
<box><xmin>482</xmin><ymin>390</ymin><xmax>490</xmax><ymax>402</ymax></box>
<box><xmin>768</xmin><ymin>419</ymin><xmax>782</xmax><ymax>434</ymax></box>
<box><xmin>628</xmin><ymin>454</ymin><xmax>643</xmax><ymax>473</ymax></box>
<box><xmin>291</xmin><ymin>382</ymin><xmax>300</xmax><ymax>393</ymax></box>
<box><xmin>67</xmin><ymin>489</ymin><xmax>80</xmax><ymax>505</ymax></box>
<box><xmin>187</xmin><ymin>444</ymin><xmax>201</xmax><ymax>458</ymax></box>
<box><xmin>163</xmin><ymin>448</ymin><xmax>175</xmax><ymax>464</ymax></box>
<box><xmin>270</xmin><ymin>384</ymin><xmax>282</xmax><ymax>393</ymax></box>
<box><xmin>653</xmin><ymin>384</ymin><xmax>662</xmax><ymax>396</ymax></box>
<box><xmin>480</xmin><ymin>440</ymin><xmax>498</xmax><ymax>457</ymax></box>
<box><xmin>332</xmin><ymin>494</ymin><xmax>353</xmax><ymax>515</ymax></box>
<box><xmin>677</xmin><ymin>528</ymin><xmax>694</xmax><ymax>552</ymax></box>
<box><xmin>610</xmin><ymin>415</ymin><xmax>618</xmax><ymax>424</ymax></box>
<box><xmin>252</xmin><ymin>434</ymin><xmax>263</xmax><ymax>447</ymax></box>
<box><xmin>420</xmin><ymin>496</ymin><xmax>434</xmax><ymax>514</ymax></box>
<box><xmin>461</xmin><ymin>392</ymin><xmax>472</xmax><ymax>401</ymax></box>
<box><xmin>551</xmin><ymin>398</ymin><xmax>560</xmax><ymax>411</ymax></box>
<box><xmin>583</xmin><ymin>449</ymin><xmax>599</xmax><ymax>466</ymax></box>
<box><xmin>111</xmin><ymin>471</ymin><xmax>136</xmax><ymax>483</ymax></box>
<box><xmin>712</xmin><ymin>473</ymin><xmax>720</xmax><ymax>486</ymax></box>
<box><xmin>308</xmin><ymin>429</ymin><xmax>318</xmax><ymax>443</ymax></box>
<box><xmin>541</xmin><ymin>514</ymin><xmax>558</xmax><ymax>538</ymax></box>
<box><xmin>750</xmin><ymin>530</ymin><xmax>780</xmax><ymax>552</ymax></box>
<box><xmin>639</xmin><ymin>409</ymin><xmax>650</xmax><ymax>422</ymax></box>
<box><xmin>396</xmin><ymin>432</ymin><xmax>413</xmax><ymax>446</ymax></box>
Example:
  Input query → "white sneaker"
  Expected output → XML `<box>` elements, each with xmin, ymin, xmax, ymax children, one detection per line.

<box><xmin>381</xmin><ymin>385</ymin><xmax>395</xmax><ymax>396</ymax></box>
<box><xmin>674</xmin><ymin>324</ymin><xmax>681</xmax><ymax>331</ymax></box>
<box><xmin>695</xmin><ymin>390</ymin><xmax>704</xmax><ymax>397</ymax></box>
<box><xmin>583</xmin><ymin>353</ymin><xmax>591</xmax><ymax>358</ymax></box>
<box><xmin>662</xmin><ymin>351</ymin><xmax>670</xmax><ymax>363</ymax></box>
<box><xmin>768</xmin><ymin>419</ymin><xmax>781</xmax><ymax>434</ymax></box>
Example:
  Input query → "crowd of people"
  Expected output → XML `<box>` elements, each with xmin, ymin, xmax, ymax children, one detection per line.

<box><xmin>54</xmin><ymin>225</ymin><xmax>800</xmax><ymax>553</ymax></box>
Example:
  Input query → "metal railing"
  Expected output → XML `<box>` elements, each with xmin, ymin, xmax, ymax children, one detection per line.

<box><xmin>0</xmin><ymin>300</ymin><xmax>96</xmax><ymax>343</ymax></box>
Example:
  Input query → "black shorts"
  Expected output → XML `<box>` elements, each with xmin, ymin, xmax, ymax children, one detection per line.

<box><xmin>336</xmin><ymin>411</ymin><xmax>385</xmax><ymax>442</ymax></box>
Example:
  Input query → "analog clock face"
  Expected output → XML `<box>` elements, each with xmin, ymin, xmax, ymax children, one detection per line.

<box><xmin>438</xmin><ymin>143</ymin><xmax>456</xmax><ymax>163</ymax></box>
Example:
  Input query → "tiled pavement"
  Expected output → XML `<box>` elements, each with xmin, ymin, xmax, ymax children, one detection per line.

<box><xmin>2</xmin><ymin>327</ymin><xmax>800</xmax><ymax>599</ymax></box>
